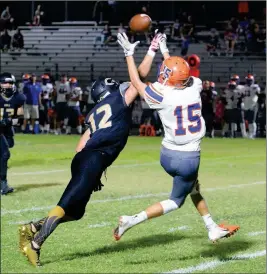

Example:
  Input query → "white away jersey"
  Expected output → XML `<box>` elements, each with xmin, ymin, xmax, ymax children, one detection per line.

<box><xmin>144</xmin><ymin>77</ymin><xmax>206</xmax><ymax>151</ymax></box>
<box><xmin>232</xmin><ymin>88</ymin><xmax>245</xmax><ymax>109</ymax></box>
<box><xmin>84</xmin><ymin>85</ymin><xmax>95</xmax><ymax>104</ymax></box>
<box><xmin>41</xmin><ymin>83</ymin><xmax>53</xmax><ymax>100</ymax></box>
<box><xmin>242</xmin><ymin>84</ymin><xmax>260</xmax><ymax>110</ymax></box>
<box><xmin>68</xmin><ymin>87</ymin><xmax>83</xmax><ymax>107</ymax></box>
<box><xmin>55</xmin><ymin>81</ymin><xmax>71</xmax><ymax>103</ymax></box>
<box><xmin>222</xmin><ymin>88</ymin><xmax>234</xmax><ymax>110</ymax></box>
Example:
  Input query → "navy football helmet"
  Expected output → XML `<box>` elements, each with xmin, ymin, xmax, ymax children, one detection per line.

<box><xmin>91</xmin><ymin>77</ymin><xmax>120</xmax><ymax>103</ymax></box>
<box><xmin>0</xmin><ymin>72</ymin><xmax>16</xmax><ymax>98</ymax></box>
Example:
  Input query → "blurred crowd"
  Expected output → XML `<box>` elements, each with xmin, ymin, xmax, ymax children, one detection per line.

<box><xmin>14</xmin><ymin>72</ymin><xmax>265</xmax><ymax>138</ymax></box>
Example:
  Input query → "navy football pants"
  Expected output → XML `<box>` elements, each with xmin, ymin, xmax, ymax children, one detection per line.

<box><xmin>160</xmin><ymin>146</ymin><xmax>200</xmax><ymax>208</ymax></box>
<box><xmin>0</xmin><ymin>134</ymin><xmax>14</xmax><ymax>181</ymax></box>
<box><xmin>57</xmin><ymin>150</ymin><xmax>110</xmax><ymax>220</ymax></box>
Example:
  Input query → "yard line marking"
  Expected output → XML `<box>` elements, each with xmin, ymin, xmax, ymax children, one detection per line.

<box><xmin>8</xmin><ymin>155</ymin><xmax>262</xmax><ymax>176</ymax></box>
<box><xmin>88</xmin><ymin>222</ymin><xmax>111</xmax><ymax>228</ymax></box>
<box><xmin>8</xmin><ymin>218</ymin><xmax>40</xmax><ymax>225</ymax></box>
<box><xmin>247</xmin><ymin>231</ymin><xmax>266</xmax><ymax>236</ymax></box>
<box><xmin>165</xmin><ymin>250</ymin><xmax>266</xmax><ymax>273</ymax></box>
<box><xmin>1</xmin><ymin>181</ymin><xmax>265</xmax><ymax>216</ymax></box>
<box><xmin>168</xmin><ymin>226</ymin><xmax>189</xmax><ymax>233</ymax></box>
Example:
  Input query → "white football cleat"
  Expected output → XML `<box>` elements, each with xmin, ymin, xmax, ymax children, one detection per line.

<box><xmin>208</xmin><ymin>224</ymin><xmax>240</xmax><ymax>242</ymax></box>
<box><xmin>113</xmin><ymin>216</ymin><xmax>134</xmax><ymax>241</ymax></box>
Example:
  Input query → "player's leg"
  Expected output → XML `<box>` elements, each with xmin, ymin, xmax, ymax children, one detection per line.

<box><xmin>114</xmin><ymin>148</ymin><xmax>200</xmax><ymax>240</ymax></box>
<box><xmin>231</xmin><ymin>109</ymin><xmax>238</xmax><ymax>138</ymax></box>
<box><xmin>247</xmin><ymin>110</ymin><xmax>256</xmax><ymax>139</ymax></box>
<box><xmin>22</xmin><ymin>105</ymin><xmax>30</xmax><ymax>132</ymax></box>
<box><xmin>75</xmin><ymin>107</ymin><xmax>82</xmax><ymax>134</ymax></box>
<box><xmin>0</xmin><ymin>134</ymin><xmax>14</xmax><ymax>195</ymax></box>
<box><xmin>222</xmin><ymin>109</ymin><xmax>230</xmax><ymax>137</ymax></box>
<box><xmin>190</xmin><ymin>181</ymin><xmax>239</xmax><ymax>242</ymax></box>
<box><xmin>240</xmin><ymin>109</ymin><xmax>247</xmax><ymax>138</ymax></box>
<box><xmin>21</xmin><ymin>150</ymin><xmax>107</xmax><ymax>266</ymax></box>
<box><xmin>66</xmin><ymin>106</ymin><xmax>72</xmax><ymax>134</ymax></box>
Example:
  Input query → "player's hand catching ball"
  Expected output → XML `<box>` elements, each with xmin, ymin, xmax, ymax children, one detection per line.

<box><xmin>158</xmin><ymin>33</ymin><xmax>169</xmax><ymax>55</ymax></box>
<box><xmin>117</xmin><ymin>33</ymin><xmax>140</xmax><ymax>57</ymax></box>
<box><xmin>147</xmin><ymin>29</ymin><xmax>163</xmax><ymax>57</ymax></box>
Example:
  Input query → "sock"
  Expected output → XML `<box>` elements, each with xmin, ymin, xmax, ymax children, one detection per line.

<box><xmin>222</xmin><ymin>123</ymin><xmax>229</xmax><ymax>136</ymax></box>
<box><xmin>77</xmin><ymin>125</ymin><xmax>82</xmax><ymax>134</ymax></box>
<box><xmin>248</xmin><ymin>124</ymin><xmax>254</xmax><ymax>138</ymax></box>
<box><xmin>31</xmin><ymin>217</ymin><xmax>46</xmax><ymax>233</ymax></box>
<box><xmin>66</xmin><ymin>126</ymin><xmax>71</xmax><ymax>134</ymax></box>
<box><xmin>45</xmin><ymin>124</ymin><xmax>50</xmax><ymax>131</ymax></box>
<box><xmin>240</xmin><ymin>123</ymin><xmax>247</xmax><ymax>138</ymax></box>
<box><xmin>252</xmin><ymin>122</ymin><xmax>257</xmax><ymax>136</ymax></box>
<box><xmin>202</xmin><ymin>214</ymin><xmax>217</xmax><ymax>230</ymax></box>
<box><xmin>231</xmin><ymin>123</ymin><xmax>237</xmax><ymax>137</ymax></box>
<box><xmin>32</xmin><ymin>206</ymin><xmax>65</xmax><ymax>248</ymax></box>
<box><xmin>131</xmin><ymin>211</ymin><xmax>148</xmax><ymax>226</ymax></box>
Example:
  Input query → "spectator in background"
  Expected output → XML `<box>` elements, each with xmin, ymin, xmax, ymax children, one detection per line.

<box><xmin>33</xmin><ymin>5</ymin><xmax>44</xmax><ymax>26</ymax></box>
<box><xmin>229</xmin><ymin>17</ymin><xmax>239</xmax><ymax>33</ymax></box>
<box><xmin>224</xmin><ymin>25</ymin><xmax>237</xmax><ymax>57</ymax></box>
<box><xmin>237</xmin><ymin>16</ymin><xmax>249</xmax><ymax>41</ymax></box>
<box><xmin>0</xmin><ymin>29</ymin><xmax>11</xmax><ymax>52</ymax></box>
<box><xmin>180</xmin><ymin>15</ymin><xmax>195</xmax><ymax>56</ymax></box>
<box><xmin>11</xmin><ymin>29</ymin><xmax>24</xmax><ymax>50</ymax></box>
<box><xmin>206</xmin><ymin>28</ymin><xmax>220</xmax><ymax>57</ymax></box>
<box><xmin>171</xmin><ymin>18</ymin><xmax>180</xmax><ymax>41</ymax></box>
<box><xmin>22</xmin><ymin>74</ymin><xmax>42</xmax><ymax>134</ymax></box>
<box><xmin>118</xmin><ymin>22</ymin><xmax>126</xmax><ymax>34</ymax></box>
<box><xmin>0</xmin><ymin>6</ymin><xmax>13</xmax><ymax>29</ymax></box>
<box><xmin>101</xmin><ymin>24</ymin><xmax>113</xmax><ymax>45</ymax></box>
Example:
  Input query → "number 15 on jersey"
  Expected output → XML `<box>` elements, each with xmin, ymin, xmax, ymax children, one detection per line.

<box><xmin>174</xmin><ymin>103</ymin><xmax>202</xmax><ymax>135</ymax></box>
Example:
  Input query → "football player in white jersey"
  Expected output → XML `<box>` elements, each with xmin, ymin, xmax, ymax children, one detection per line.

<box><xmin>221</xmin><ymin>81</ymin><xmax>235</xmax><ymax>137</ymax></box>
<box><xmin>66</xmin><ymin>77</ymin><xmax>83</xmax><ymax>135</ymax></box>
<box><xmin>40</xmin><ymin>74</ymin><xmax>53</xmax><ymax>133</ymax></box>
<box><xmin>242</xmin><ymin>74</ymin><xmax>261</xmax><ymax>139</ymax></box>
<box><xmin>231</xmin><ymin>83</ymin><xmax>246</xmax><ymax>138</ymax></box>
<box><xmin>230</xmin><ymin>74</ymin><xmax>244</xmax><ymax>91</ymax></box>
<box><xmin>114</xmin><ymin>32</ymin><xmax>239</xmax><ymax>243</ymax></box>
<box><xmin>54</xmin><ymin>74</ymin><xmax>71</xmax><ymax>135</ymax></box>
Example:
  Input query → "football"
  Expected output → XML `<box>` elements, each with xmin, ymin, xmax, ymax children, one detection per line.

<box><xmin>129</xmin><ymin>14</ymin><xmax>152</xmax><ymax>33</ymax></box>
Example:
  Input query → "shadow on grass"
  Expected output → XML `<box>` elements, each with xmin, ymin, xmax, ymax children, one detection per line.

<box><xmin>200</xmin><ymin>239</ymin><xmax>254</xmax><ymax>260</ymax></box>
<box><xmin>44</xmin><ymin>233</ymin><xmax>198</xmax><ymax>265</ymax></box>
<box><xmin>14</xmin><ymin>182</ymin><xmax>61</xmax><ymax>192</ymax></box>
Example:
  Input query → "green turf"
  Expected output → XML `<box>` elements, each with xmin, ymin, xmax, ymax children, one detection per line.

<box><xmin>1</xmin><ymin>135</ymin><xmax>266</xmax><ymax>273</ymax></box>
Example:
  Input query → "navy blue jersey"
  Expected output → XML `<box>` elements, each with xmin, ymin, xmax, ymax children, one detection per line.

<box><xmin>0</xmin><ymin>92</ymin><xmax>26</xmax><ymax>135</ymax></box>
<box><xmin>84</xmin><ymin>87</ymin><xmax>132</xmax><ymax>162</ymax></box>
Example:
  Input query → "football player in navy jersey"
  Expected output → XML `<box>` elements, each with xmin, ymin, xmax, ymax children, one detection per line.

<box><xmin>0</xmin><ymin>73</ymin><xmax>26</xmax><ymax>195</ymax></box>
<box><xmin>19</xmin><ymin>31</ymin><xmax>164</xmax><ymax>266</ymax></box>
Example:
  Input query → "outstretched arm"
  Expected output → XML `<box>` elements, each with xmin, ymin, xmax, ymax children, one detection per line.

<box><xmin>138</xmin><ymin>31</ymin><xmax>162</xmax><ymax>80</ymax></box>
<box><xmin>117</xmin><ymin>33</ymin><xmax>147</xmax><ymax>98</ymax></box>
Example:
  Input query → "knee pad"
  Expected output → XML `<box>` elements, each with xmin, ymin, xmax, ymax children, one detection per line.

<box><xmin>190</xmin><ymin>180</ymin><xmax>200</xmax><ymax>196</ymax></box>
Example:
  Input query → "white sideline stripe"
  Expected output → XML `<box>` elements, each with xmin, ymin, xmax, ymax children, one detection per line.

<box><xmin>168</xmin><ymin>226</ymin><xmax>189</xmax><ymax>232</ymax></box>
<box><xmin>165</xmin><ymin>250</ymin><xmax>266</xmax><ymax>273</ymax></box>
<box><xmin>8</xmin><ymin>154</ymin><xmax>261</xmax><ymax>176</ymax></box>
<box><xmin>247</xmin><ymin>231</ymin><xmax>266</xmax><ymax>236</ymax></box>
<box><xmin>1</xmin><ymin>181</ymin><xmax>265</xmax><ymax>216</ymax></box>
<box><xmin>88</xmin><ymin>222</ymin><xmax>111</xmax><ymax>228</ymax></box>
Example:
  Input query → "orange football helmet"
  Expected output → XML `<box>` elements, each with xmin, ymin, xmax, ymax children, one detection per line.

<box><xmin>41</xmin><ymin>74</ymin><xmax>50</xmax><ymax>80</ymax></box>
<box><xmin>69</xmin><ymin>77</ymin><xmax>78</xmax><ymax>84</ymax></box>
<box><xmin>158</xmin><ymin>56</ymin><xmax>190</xmax><ymax>87</ymax></box>
<box><xmin>22</xmin><ymin>74</ymin><xmax>31</xmax><ymax>80</ymax></box>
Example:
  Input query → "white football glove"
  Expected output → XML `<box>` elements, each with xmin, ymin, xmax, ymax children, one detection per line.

<box><xmin>117</xmin><ymin>33</ymin><xmax>140</xmax><ymax>56</ymax></box>
<box><xmin>159</xmin><ymin>33</ymin><xmax>169</xmax><ymax>55</ymax></box>
<box><xmin>147</xmin><ymin>29</ymin><xmax>163</xmax><ymax>57</ymax></box>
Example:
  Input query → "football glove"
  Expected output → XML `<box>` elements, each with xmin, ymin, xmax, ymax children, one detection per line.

<box><xmin>117</xmin><ymin>32</ymin><xmax>140</xmax><ymax>56</ymax></box>
<box><xmin>147</xmin><ymin>29</ymin><xmax>163</xmax><ymax>57</ymax></box>
<box><xmin>159</xmin><ymin>33</ymin><xmax>169</xmax><ymax>55</ymax></box>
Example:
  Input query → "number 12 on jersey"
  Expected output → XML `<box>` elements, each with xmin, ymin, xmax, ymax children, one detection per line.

<box><xmin>174</xmin><ymin>103</ymin><xmax>202</xmax><ymax>135</ymax></box>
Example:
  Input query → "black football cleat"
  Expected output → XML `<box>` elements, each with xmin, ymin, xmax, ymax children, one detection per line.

<box><xmin>1</xmin><ymin>180</ymin><xmax>14</xmax><ymax>195</ymax></box>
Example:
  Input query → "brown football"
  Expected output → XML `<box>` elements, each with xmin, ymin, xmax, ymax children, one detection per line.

<box><xmin>129</xmin><ymin>14</ymin><xmax>152</xmax><ymax>33</ymax></box>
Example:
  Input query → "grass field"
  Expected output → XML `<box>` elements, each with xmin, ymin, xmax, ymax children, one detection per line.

<box><xmin>1</xmin><ymin>135</ymin><xmax>266</xmax><ymax>273</ymax></box>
